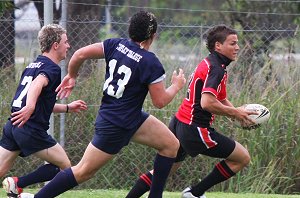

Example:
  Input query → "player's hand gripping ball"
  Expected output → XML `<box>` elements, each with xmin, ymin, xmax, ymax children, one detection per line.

<box><xmin>236</xmin><ymin>104</ymin><xmax>270</xmax><ymax>130</ymax></box>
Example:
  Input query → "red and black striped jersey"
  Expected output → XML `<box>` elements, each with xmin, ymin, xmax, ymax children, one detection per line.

<box><xmin>176</xmin><ymin>51</ymin><xmax>232</xmax><ymax>128</ymax></box>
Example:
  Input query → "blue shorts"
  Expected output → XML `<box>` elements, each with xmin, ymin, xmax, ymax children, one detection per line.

<box><xmin>0</xmin><ymin>120</ymin><xmax>57</xmax><ymax>157</ymax></box>
<box><xmin>169</xmin><ymin>116</ymin><xmax>236</xmax><ymax>162</ymax></box>
<box><xmin>92</xmin><ymin>111</ymin><xmax>149</xmax><ymax>155</ymax></box>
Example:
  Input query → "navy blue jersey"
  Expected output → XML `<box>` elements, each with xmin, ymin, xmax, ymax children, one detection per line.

<box><xmin>100</xmin><ymin>38</ymin><xmax>165</xmax><ymax>129</ymax></box>
<box><xmin>11</xmin><ymin>55</ymin><xmax>61</xmax><ymax>131</ymax></box>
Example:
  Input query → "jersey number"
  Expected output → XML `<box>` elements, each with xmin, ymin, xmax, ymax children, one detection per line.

<box><xmin>12</xmin><ymin>76</ymin><xmax>33</xmax><ymax>108</ymax></box>
<box><xmin>103</xmin><ymin>59</ymin><xmax>132</xmax><ymax>99</ymax></box>
<box><xmin>186</xmin><ymin>72</ymin><xmax>195</xmax><ymax>101</ymax></box>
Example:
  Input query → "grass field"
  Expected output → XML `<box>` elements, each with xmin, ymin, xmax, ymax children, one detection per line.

<box><xmin>1</xmin><ymin>189</ymin><xmax>300</xmax><ymax>198</ymax></box>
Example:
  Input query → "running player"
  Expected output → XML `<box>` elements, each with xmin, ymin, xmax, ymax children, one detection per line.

<box><xmin>19</xmin><ymin>11</ymin><xmax>186</xmax><ymax>198</ymax></box>
<box><xmin>126</xmin><ymin>25</ymin><xmax>257</xmax><ymax>198</ymax></box>
<box><xmin>0</xmin><ymin>24</ymin><xmax>87</xmax><ymax>198</ymax></box>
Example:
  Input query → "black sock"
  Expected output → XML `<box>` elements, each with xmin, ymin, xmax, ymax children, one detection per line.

<box><xmin>191</xmin><ymin>160</ymin><xmax>235</xmax><ymax>196</ymax></box>
<box><xmin>148</xmin><ymin>153</ymin><xmax>175</xmax><ymax>198</ymax></box>
<box><xmin>17</xmin><ymin>163</ymin><xmax>60</xmax><ymax>188</ymax></box>
<box><xmin>126</xmin><ymin>171</ymin><xmax>152</xmax><ymax>198</ymax></box>
<box><xmin>34</xmin><ymin>168</ymin><xmax>78</xmax><ymax>198</ymax></box>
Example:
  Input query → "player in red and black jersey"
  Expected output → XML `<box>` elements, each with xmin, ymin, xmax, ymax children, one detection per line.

<box><xmin>126</xmin><ymin>25</ymin><xmax>257</xmax><ymax>198</ymax></box>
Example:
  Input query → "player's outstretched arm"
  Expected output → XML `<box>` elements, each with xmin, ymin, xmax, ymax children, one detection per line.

<box><xmin>56</xmin><ymin>74</ymin><xmax>76</xmax><ymax>99</ymax></box>
<box><xmin>56</xmin><ymin>43</ymin><xmax>105</xmax><ymax>99</ymax></box>
<box><xmin>53</xmin><ymin>100</ymin><xmax>88</xmax><ymax>113</ymax></box>
<box><xmin>149</xmin><ymin>68</ymin><xmax>186</xmax><ymax>109</ymax></box>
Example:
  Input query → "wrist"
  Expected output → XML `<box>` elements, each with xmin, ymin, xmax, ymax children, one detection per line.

<box><xmin>69</xmin><ymin>72</ymin><xmax>79</xmax><ymax>79</ymax></box>
<box><xmin>66</xmin><ymin>104</ymin><xmax>69</xmax><ymax>113</ymax></box>
<box><xmin>171</xmin><ymin>84</ymin><xmax>181</xmax><ymax>92</ymax></box>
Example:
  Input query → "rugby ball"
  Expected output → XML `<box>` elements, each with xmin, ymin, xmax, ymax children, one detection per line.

<box><xmin>235</xmin><ymin>104</ymin><xmax>270</xmax><ymax>128</ymax></box>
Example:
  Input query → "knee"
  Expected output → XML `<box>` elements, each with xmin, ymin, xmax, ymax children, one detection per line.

<box><xmin>172</xmin><ymin>139</ymin><xmax>180</xmax><ymax>154</ymax></box>
<box><xmin>164</xmin><ymin>138</ymin><xmax>180</xmax><ymax>158</ymax></box>
<box><xmin>0</xmin><ymin>169</ymin><xmax>7</xmax><ymax>178</ymax></box>
<box><xmin>233</xmin><ymin>142</ymin><xmax>251</xmax><ymax>168</ymax></box>
<box><xmin>73</xmin><ymin>164</ymin><xmax>96</xmax><ymax>183</ymax></box>
<box><xmin>0</xmin><ymin>164</ymin><xmax>10</xmax><ymax>178</ymax></box>
<box><xmin>241</xmin><ymin>150</ymin><xmax>251</xmax><ymax>167</ymax></box>
<box><xmin>59</xmin><ymin>159</ymin><xmax>72</xmax><ymax>170</ymax></box>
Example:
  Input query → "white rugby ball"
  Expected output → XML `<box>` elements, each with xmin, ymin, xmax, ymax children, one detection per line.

<box><xmin>235</xmin><ymin>104</ymin><xmax>270</xmax><ymax>128</ymax></box>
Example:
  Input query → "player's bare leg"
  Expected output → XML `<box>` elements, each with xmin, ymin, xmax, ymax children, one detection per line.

<box><xmin>0</xmin><ymin>147</ymin><xmax>19</xmax><ymax>177</ymax></box>
<box><xmin>71</xmin><ymin>143</ymin><xmax>113</xmax><ymax>183</ymax></box>
<box><xmin>132</xmin><ymin>115</ymin><xmax>179</xmax><ymax>198</ymax></box>
<box><xmin>224</xmin><ymin>141</ymin><xmax>250</xmax><ymax>172</ymax></box>
<box><xmin>132</xmin><ymin>115</ymin><xmax>179</xmax><ymax>157</ymax></box>
<box><xmin>34</xmin><ymin>143</ymin><xmax>71</xmax><ymax>169</ymax></box>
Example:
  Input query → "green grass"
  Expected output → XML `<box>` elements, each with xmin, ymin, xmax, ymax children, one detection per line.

<box><xmin>1</xmin><ymin>189</ymin><xmax>299</xmax><ymax>198</ymax></box>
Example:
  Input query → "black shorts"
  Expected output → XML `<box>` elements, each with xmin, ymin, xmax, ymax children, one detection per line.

<box><xmin>0</xmin><ymin>120</ymin><xmax>57</xmax><ymax>157</ymax></box>
<box><xmin>92</xmin><ymin>112</ymin><xmax>149</xmax><ymax>155</ymax></box>
<box><xmin>169</xmin><ymin>116</ymin><xmax>236</xmax><ymax>162</ymax></box>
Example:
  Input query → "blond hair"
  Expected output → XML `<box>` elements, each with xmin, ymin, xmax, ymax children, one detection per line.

<box><xmin>38</xmin><ymin>24</ymin><xmax>67</xmax><ymax>53</ymax></box>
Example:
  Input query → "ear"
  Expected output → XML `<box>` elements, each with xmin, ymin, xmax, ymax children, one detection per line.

<box><xmin>147</xmin><ymin>33</ymin><xmax>156</xmax><ymax>47</ymax></box>
<box><xmin>215</xmin><ymin>41</ymin><xmax>221</xmax><ymax>50</ymax></box>
<box><xmin>149</xmin><ymin>33</ymin><xmax>156</xmax><ymax>41</ymax></box>
<box><xmin>53</xmin><ymin>42</ymin><xmax>59</xmax><ymax>50</ymax></box>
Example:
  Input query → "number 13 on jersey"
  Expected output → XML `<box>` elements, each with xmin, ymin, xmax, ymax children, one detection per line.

<box><xmin>103</xmin><ymin>59</ymin><xmax>132</xmax><ymax>99</ymax></box>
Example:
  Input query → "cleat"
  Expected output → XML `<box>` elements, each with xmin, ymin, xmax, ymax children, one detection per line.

<box><xmin>182</xmin><ymin>187</ymin><xmax>206</xmax><ymax>198</ymax></box>
<box><xmin>2</xmin><ymin>177</ymin><xmax>23</xmax><ymax>198</ymax></box>
<box><xmin>18</xmin><ymin>193</ymin><xmax>34</xmax><ymax>198</ymax></box>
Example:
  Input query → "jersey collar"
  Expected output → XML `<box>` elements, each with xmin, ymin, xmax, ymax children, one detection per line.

<box><xmin>212</xmin><ymin>51</ymin><xmax>232</xmax><ymax>68</ymax></box>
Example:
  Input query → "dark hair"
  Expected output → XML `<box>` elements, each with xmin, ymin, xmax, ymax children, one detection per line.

<box><xmin>206</xmin><ymin>25</ymin><xmax>237</xmax><ymax>53</ymax></box>
<box><xmin>128</xmin><ymin>11</ymin><xmax>157</xmax><ymax>42</ymax></box>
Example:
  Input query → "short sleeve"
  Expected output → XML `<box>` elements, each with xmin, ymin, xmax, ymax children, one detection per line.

<box><xmin>202</xmin><ymin>66</ymin><xmax>225</xmax><ymax>98</ymax></box>
<box><xmin>38</xmin><ymin>64</ymin><xmax>61</xmax><ymax>89</ymax></box>
<box><xmin>139</xmin><ymin>54</ymin><xmax>165</xmax><ymax>85</ymax></box>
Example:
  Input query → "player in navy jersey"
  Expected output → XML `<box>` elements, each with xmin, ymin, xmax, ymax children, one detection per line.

<box><xmin>126</xmin><ymin>25</ymin><xmax>259</xmax><ymax>198</ymax></box>
<box><xmin>0</xmin><ymin>24</ymin><xmax>87</xmax><ymax>198</ymax></box>
<box><xmin>18</xmin><ymin>11</ymin><xmax>186</xmax><ymax>198</ymax></box>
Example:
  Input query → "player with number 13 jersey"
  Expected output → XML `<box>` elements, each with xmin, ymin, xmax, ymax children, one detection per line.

<box><xmin>100</xmin><ymin>38</ymin><xmax>165</xmax><ymax>130</ymax></box>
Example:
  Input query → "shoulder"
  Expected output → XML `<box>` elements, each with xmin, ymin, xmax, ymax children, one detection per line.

<box><xmin>40</xmin><ymin>60</ymin><xmax>60</xmax><ymax>74</ymax></box>
<box><xmin>37</xmin><ymin>57</ymin><xmax>60</xmax><ymax>80</ymax></box>
<box><xmin>103</xmin><ymin>38</ymin><xmax>127</xmax><ymax>55</ymax></box>
<box><xmin>38</xmin><ymin>56</ymin><xmax>59</xmax><ymax>67</ymax></box>
<box><xmin>141</xmin><ymin>51</ymin><xmax>160</xmax><ymax>63</ymax></box>
<box><xmin>194</xmin><ymin>57</ymin><xmax>210</xmax><ymax>75</ymax></box>
<box><xmin>206</xmin><ymin>55</ymin><xmax>224</xmax><ymax>72</ymax></box>
<box><xmin>142</xmin><ymin>53</ymin><xmax>163</xmax><ymax>72</ymax></box>
<box><xmin>103</xmin><ymin>38</ymin><xmax>124</xmax><ymax>46</ymax></box>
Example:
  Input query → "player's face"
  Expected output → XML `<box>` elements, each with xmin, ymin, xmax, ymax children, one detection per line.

<box><xmin>57</xmin><ymin>34</ymin><xmax>70</xmax><ymax>60</ymax></box>
<box><xmin>215</xmin><ymin>34</ymin><xmax>239</xmax><ymax>61</ymax></box>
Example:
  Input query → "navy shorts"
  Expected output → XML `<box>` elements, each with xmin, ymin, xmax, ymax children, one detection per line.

<box><xmin>0</xmin><ymin>120</ymin><xmax>57</xmax><ymax>157</ymax></box>
<box><xmin>92</xmin><ymin>112</ymin><xmax>150</xmax><ymax>155</ymax></box>
<box><xmin>169</xmin><ymin>116</ymin><xmax>236</xmax><ymax>162</ymax></box>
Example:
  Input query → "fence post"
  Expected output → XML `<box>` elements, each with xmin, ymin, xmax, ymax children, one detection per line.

<box><xmin>44</xmin><ymin>0</ymin><xmax>53</xmax><ymax>185</ymax></box>
<box><xmin>105</xmin><ymin>0</ymin><xmax>112</xmax><ymax>34</ymax></box>
<box><xmin>59</xmin><ymin>0</ymin><xmax>68</xmax><ymax>148</ymax></box>
<box><xmin>44</xmin><ymin>0</ymin><xmax>53</xmax><ymax>137</ymax></box>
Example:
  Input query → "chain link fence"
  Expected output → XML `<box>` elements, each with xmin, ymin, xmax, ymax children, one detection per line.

<box><xmin>1</xmin><ymin>2</ymin><xmax>300</xmax><ymax>195</ymax></box>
